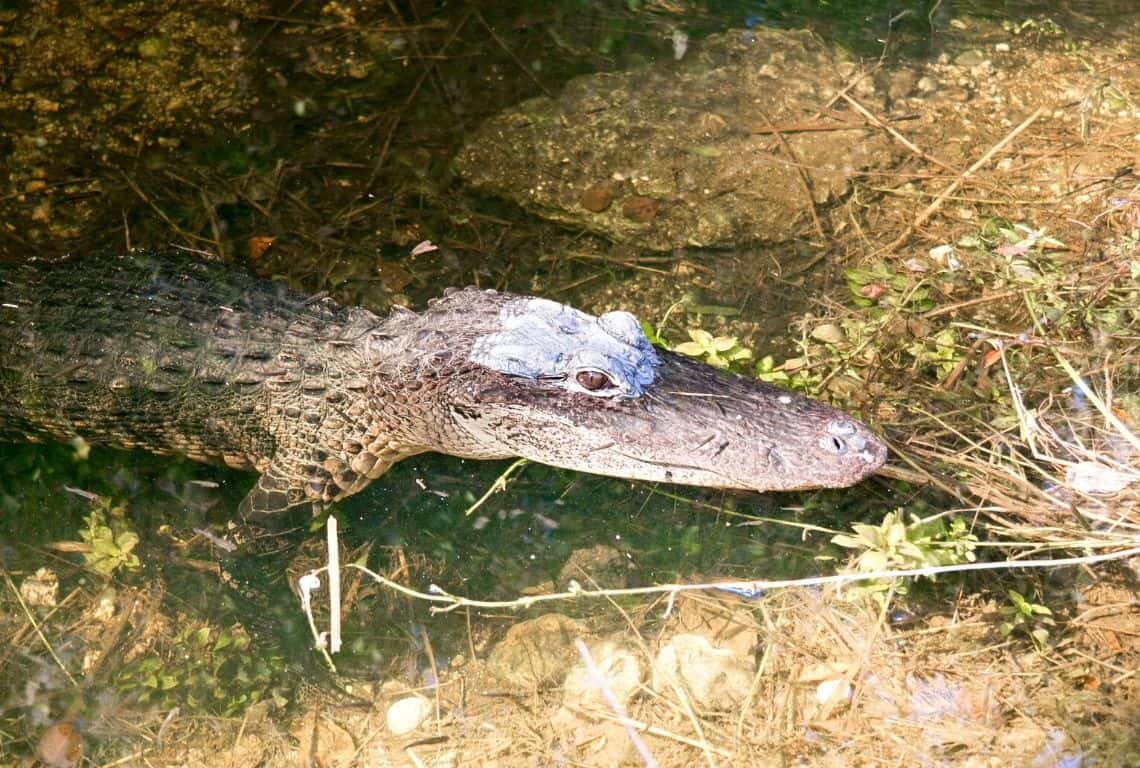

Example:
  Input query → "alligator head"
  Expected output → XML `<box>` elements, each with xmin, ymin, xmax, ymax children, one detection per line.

<box><xmin>309</xmin><ymin>288</ymin><xmax>887</xmax><ymax>511</ymax></box>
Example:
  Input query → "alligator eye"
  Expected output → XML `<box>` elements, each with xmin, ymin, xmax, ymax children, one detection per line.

<box><xmin>575</xmin><ymin>369</ymin><xmax>614</xmax><ymax>391</ymax></box>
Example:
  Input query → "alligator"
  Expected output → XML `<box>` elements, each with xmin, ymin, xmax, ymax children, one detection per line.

<box><xmin>0</xmin><ymin>252</ymin><xmax>886</xmax><ymax>516</ymax></box>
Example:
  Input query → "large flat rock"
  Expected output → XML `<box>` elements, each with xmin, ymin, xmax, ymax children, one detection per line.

<box><xmin>456</xmin><ymin>27</ymin><xmax>896</xmax><ymax>250</ymax></box>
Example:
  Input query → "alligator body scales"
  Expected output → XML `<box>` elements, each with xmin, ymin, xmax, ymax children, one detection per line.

<box><xmin>0</xmin><ymin>253</ymin><xmax>886</xmax><ymax>515</ymax></box>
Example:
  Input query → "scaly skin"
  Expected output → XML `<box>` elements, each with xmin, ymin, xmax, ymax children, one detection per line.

<box><xmin>0</xmin><ymin>252</ymin><xmax>886</xmax><ymax>515</ymax></box>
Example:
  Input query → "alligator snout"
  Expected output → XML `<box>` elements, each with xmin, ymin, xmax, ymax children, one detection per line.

<box><xmin>819</xmin><ymin>419</ymin><xmax>887</xmax><ymax>468</ymax></box>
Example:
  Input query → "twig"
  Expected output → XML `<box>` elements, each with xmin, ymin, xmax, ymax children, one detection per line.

<box><xmin>668</xmin><ymin>678</ymin><xmax>717</xmax><ymax>768</ymax></box>
<box><xmin>357</xmin><ymin>9</ymin><xmax>472</xmax><ymax>197</ymax></box>
<box><xmin>327</xmin><ymin>516</ymin><xmax>341</xmax><ymax>654</ymax></box>
<box><xmin>1049</xmin><ymin>348</ymin><xmax>1140</xmax><ymax>455</ymax></box>
<box><xmin>564</xmin><ymin>703</ymin><xmax>734</xmax><ymax>758</ymax></box>
<box><xmin>2</xmin><ymin>570</ymin><xmax>80</xmax><ymax>690</ymax></box>
<box><xmin>464</xmin><ymin>458</ymin><xmax>530</xmax><ymax>516</ymax></box>
<box><xmin>119</xmin><ymin>171</ymin><xmax>211</xmax><ymax>248</ymax></box>
<box><xmin>470</xmin><ymin>7</ymin><xmax>553</xmax><ymax>99</ymax></box>
<box><xmin>878</xmin><ymin>106</ymin><xmax>1045</xmax><ymax>253</ymax></box>
<box><xmin>839</xmin><ymin>92</ymin><xmax>957</xmax><ymax>174</ymax></box>
<box><xmin>300</xmin><ymin>545</ymin><xmax>1140</xmax><ymax>616</ymax></box>
<box><xmin>921</xmin><ymin>289</ymin><xmax>1019</xmax><ymax>319</ymax></box>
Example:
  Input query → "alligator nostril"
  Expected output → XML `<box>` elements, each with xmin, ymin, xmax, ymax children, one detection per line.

<box><xmin>821</xmin><ymin>435</ymin><xmax>847</xmax><ymax>454</ymax></box>
<box><xmin>829</xmin><ymin>420</ymin><xmax>857</xmax><ymax>437</ymax></box>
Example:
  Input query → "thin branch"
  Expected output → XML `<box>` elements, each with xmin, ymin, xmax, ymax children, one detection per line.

<box><xmin>297</xmin><ymin>545</ymin><xmax>1140</xmax><ymax>619</ymax></box>
<box><xmin>878</xmin><ymin>106</ymin><xmax>1045</xmax><ymax>253</ymax></box>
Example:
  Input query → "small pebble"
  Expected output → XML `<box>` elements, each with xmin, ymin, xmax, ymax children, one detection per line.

<box><xmin>620</xmin><ymin>196</ymin><xmax>661</xmax><ymax>222</ymax></box>
<box><xmin>580</xmin><ymin>182</ymin><xmax>617</xmax><ymax>212</ymax></box>
<box><xmin>386</xmin><ymin>695</ymin><xmax>432</xmax><ymax>735</ymax></box>
<box><xmin>953</xmin><ymin>49</ymin><xmax>984</xmax><ymax>68</ymax></box>
<box><xmin>36</xmin><ymin>721</ymin><xmax>82</xmax><ymax>768</ymax></box>
<box><xmin>815</xmin><ymin>678</ymin><xmax>854</xmax><ymax>705</ymax></box>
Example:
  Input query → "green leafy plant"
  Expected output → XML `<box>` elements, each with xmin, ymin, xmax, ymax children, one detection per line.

<box><xmin>753</xmin><ymin>354</ymin><xmax>791</xmax><ymax>384</ymax></box>
<box><xmin>1003</xmin><ymin>16</ymin><xmax>1064</xmax><ymax>41</ymax></box>
<box><xmin>999</xmin><ymin>589</ymin><xmax>1055</xmax><ymax>650</ymax></box>
<box><xmin>905</xmin><ymin>326</ymin><xmax>962</xmax><ymax>380</ymax></box>
<box><xmin>672</xmin><ymin>328</ymin><xmax>753</xmax><ymax>369</ymax></box>
<box><xmin>639</xmin><ymin>319</ymin><xmax>669</xmax><ymax>348</ymax></box>
<box><xmin>116</xmin><ymin>624</ymin><xmax>285</xmax><ymax>716</ymax></box>
<box><xmin>830</xmin><ymin>510</ymin><xmax>977</xmax><ymax>601</ymax></box>
<box><xmin>79</xmin><ymin>502</ymin><xmax>141</xmax><ymax>576</ymax></box>
<box><xmin>845</xmin><ymin>261</ymin><xmax>933</xmax><ymax>313</ymax></box>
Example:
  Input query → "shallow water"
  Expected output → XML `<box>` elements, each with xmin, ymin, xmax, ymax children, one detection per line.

<box><xmin>0</xmin><ymin>0</ymin><xmax>1134</xmax><ymax>750</ymax></box>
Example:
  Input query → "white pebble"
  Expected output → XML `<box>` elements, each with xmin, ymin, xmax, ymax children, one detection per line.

<box><xmin>815</xmin><ymin>678</ymin><xmax>854</xmax><ymax>704</ymax></box>
<box><xmin>387</xmin><ymin>695</ymin><xmax>432</xmax><ymax>735</ymax></box>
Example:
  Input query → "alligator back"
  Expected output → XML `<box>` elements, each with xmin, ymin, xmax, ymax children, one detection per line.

<box><xmin>0</xmin><ymin>253</ymin><xmax>387</xmax><ymax>509</ymax></box>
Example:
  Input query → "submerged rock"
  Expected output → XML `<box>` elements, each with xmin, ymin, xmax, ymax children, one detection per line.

<box><xmin>557</xmin><ymin>544</ymin><xmax>634</xmax><ymax>591</ymax></box>
<box><xmin>457</xmin><ymin>27</ymin><xmax>895</xmax><ymax>250</ymax></box>
<box><xmin>552</xmin><ymin>639</ymin><xmax>645</xmax><ymax>767</ymax></box>
<box><xmin>652</xmin><ymin>632</ymin><xmax>755</xmax><ymax>711</ymax></box>
<box><xmin>561</xmin><ymin>638</ymin><xmax>644</xmax><ymax>711</ymax></box>
<box><xmin>486</xmin><ymin>613</ymin><xmax>590</xmax><ymax>689</ymax></box>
